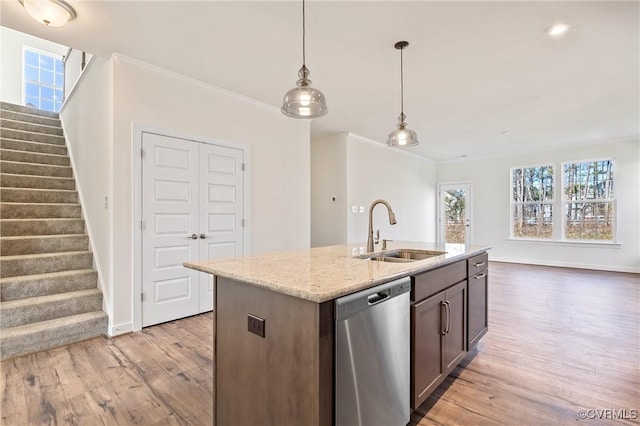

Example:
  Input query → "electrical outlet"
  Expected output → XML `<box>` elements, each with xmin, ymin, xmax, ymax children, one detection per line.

<box><xmin>248</xmin><ymin>314</ymin><xmax>265</xmax><ymax>338</ymax></box>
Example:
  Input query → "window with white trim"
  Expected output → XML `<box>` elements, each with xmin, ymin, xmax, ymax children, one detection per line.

<box><xmin>23</xmin><ymin>48</ymin><xmax>64</xmax><ymax>112</ymax></box>
<box><xmin>562</xmin><ymin>159</ymin><xmax>615</xmax><ymax>241</ymax></box>
<box><xmin>511</xmin><ymin>165</ymin><xmax>554</xmax><ymax>239</ymax></box>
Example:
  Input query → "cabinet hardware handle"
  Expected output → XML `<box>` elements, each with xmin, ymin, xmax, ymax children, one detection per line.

<box><xmin>189</xmin><ymin>234</ymin><xmax>198</xmax><ymax>239</ymax></box>
<box><xmin>445</xmin><ymin>301</ymin><xmax>451</xmax><ymax>334</ymax></box>
<box><xmin>199</xmin><ymin>233</ymin><xmax>206</xmax><ymax>239</ymax></box>
<box><xmin>473</xmin><ymin>273</ymin><xmax>487</xmax><ymax>279</ymax></box>
<box><xmin>441</xmin><ymin>301</ymin><xmax>447</xmax><ymax>335</ymax></box>
<box><xmin>474</xmin><ymin>261</ymin><xmax>485</xmax><ymax>267</ymax></box>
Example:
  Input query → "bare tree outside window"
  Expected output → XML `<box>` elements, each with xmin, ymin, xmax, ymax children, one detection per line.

<box><xmin>444</xmin><ymin>189</ymin><xmax>466</xmax><ymax>243</ymax></box>
<box><xmin>511</xmin><ymin>165</ymin><xmax>554</xmax><ymax>239</ymax></box>
<box><xmin>563</xmin><ymin>160</ymin><xmax>614</xmax><ymax>241</ymax></box>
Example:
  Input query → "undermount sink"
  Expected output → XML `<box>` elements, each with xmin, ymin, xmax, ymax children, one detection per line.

<box><xmin>364</xmin><ymin>249</ymin><xmax>447</xmax><ymax>263</ymax></box>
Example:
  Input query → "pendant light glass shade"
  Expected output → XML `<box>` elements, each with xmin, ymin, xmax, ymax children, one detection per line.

<box><xmin>20</xmin><ymin>0</ymin><xmax>77</xmax><ymax>27</ymax></box>
<box><xmin>387</xmin><ymin>41</ymin><xmax>418</xmax><ymax>147</ymax></box>
<box><xmin>282</xmin><ymin>65</ymin><xmax>328</xmax><ymax>118</ymax></box>
<box><xmin>281</xmin><ymin>0</ymin><xmax>328</xmax><ymax>119</ymax></box>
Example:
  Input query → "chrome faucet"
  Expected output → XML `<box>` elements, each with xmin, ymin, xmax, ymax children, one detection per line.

<box><xmin>367</xmin><ymin>199</ymin><xmax>397</xmax><ymax>252</ymax></box>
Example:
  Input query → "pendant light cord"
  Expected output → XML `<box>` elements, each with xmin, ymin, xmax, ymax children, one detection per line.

<box><xmin>302</xmin><ymin>0</ymin><xmax>306</xmax><ymax>67</ymax></box>
<box><xmin>400</xmin><ymin>46</ymin><xmax>404</xmax><ymax>116</ymax></box>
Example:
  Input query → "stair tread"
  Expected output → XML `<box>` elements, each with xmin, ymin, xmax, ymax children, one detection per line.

<box><xmin>0</xmin><ymin>269</ymin><xmax>96</xmax><ymax>284</ymax></box>
<box><xmin>1</xmin><ymin>218</ymin><xmax>83</xmax><ymax>221</ymax></box>
<box><xmin>0</xmin><ymin>311</ymin><xmax>106</xmax><ymax>337</ymax></box>
<box><xmin>0</xmin><ymin>137</ymin><xmax>66</xmax><ymax>148</ymax></box>
<box><xmin>0</xmin><ymin>173</ymin><xmax>74</xmax><ymax>181</ymax></box>
<box><xmin>1</xmin><ymin>118</ymin><xmax>62</xmax><ymax>131</ymax></box>
<box><xmin>0</xmin><ymin>160</ymin><xmax>71</xmax><ymax>169</ymax></box>
<box><xmin>0</xmin><ymin>288</ymin><xmax>101</xmax><ymax>308</ymax></box>
<box><xmin>0</xmin><ymin>233</ymin><xmax>86</xmax><ymax>241</ymax></box>
<box><xmin>0</xmin><ymin>103</ymin><xmax>59</xmax><ymax>118</ymax></box>
<box><xmin>0</xmin><ymin>148</ymin><xmax>68</xmax><ymax>159</ymax></box>
<box><xmin>0</xmin><ymin>187</ymin><xmax>77</xmax><ymax>193</ymax></box>
<box><xmin>1</xmin><ymin>250</ymin><xmax>91</xmax><ymax>261</ymax></box>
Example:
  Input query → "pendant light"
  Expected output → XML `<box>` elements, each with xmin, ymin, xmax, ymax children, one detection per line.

<box><xmin>387</xmin><ymin>41</ymin><xmax>419</xmax><ymax>147</ymax></box>
<box><xmin>19</xmin><ymin>0</ymin><xmax>77</xmax><ymax>27</ymax></box>
<box><xmin>281</xmin><ymin>0</ymin><xmax>328</xmax><ymax>119</ymax></box>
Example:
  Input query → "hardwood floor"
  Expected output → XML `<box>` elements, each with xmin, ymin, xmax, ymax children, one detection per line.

<box><xmin>1</xmin><ymin>262</ymin><xmax>638</xmax><ymax>426</ymax></box>
<box><xmin>1</xmin><ymin>313</ymin><xmax>214</xmax><ymax>425</ymax></box>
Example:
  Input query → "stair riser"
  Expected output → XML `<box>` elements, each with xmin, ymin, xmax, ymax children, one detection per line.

<box><xmin>0</xmin><ymin>271</ymin><xmax>97</xmax><ymax>301</ymax></box>
<box><xmin>0</xmin><ymin>291</ymin><xmax>102</xmax><ymax>329</ymax></box>
<box><xmin>1</xmin><ymin>235</ymin><xmax>89</xmax><ymax>256</ymax></box>
<box><xmin>0</xmin><ymin>188</ymin><xmax>78</xmax><ymax>204</ymax></box>
<box><xmin>0</xmin><ymin>174</ymin><xmax>75</xmax><ymax>190</ymax></box>
<box><xmin>0</xmin><ymin>252</ymin><xmax>93</xmax><ymax>278</ymax></box>
<box><xmin>1</xmin><ymin>119</ymin><xmax>63</xmax><ymax>136</ymax></box>
<box><xmin>0</xmin><ymin>102</ymin><xmax>59</xmax><ymax>119</ymax></box>
<box><xmin>1</xmin><ymin>139</ymin><xmax>67</xmax><ymax>156</ymax></box>
<box><xmin>0</xmin><ymin>312</ymin><xmax>107</xmax><ymax>361</ymax></box>
<box><xmin>1</xmin><ymin>110</ymin><xmax>60</xmax><ymax>127</ymax></box>
<box><xmin>0</xmin><ymin>220</ymin><xmax>85</xmax><ymax>236</ymax></box>
<box><xmin>0</xmin><ymin>129</ymin><xmax>65</xmax><ymax>145</ymax></box>
<box><xmin>0</xmin><ymin>203</ymin><xmax>81</xmax><ymax>219</ymax></box>
<box><xmin>1</xmin><ymin>149</ymin><xmax>69</xmax><ymax>166</ymax></box>
<box><xmin>0</xmin><ymin>161</ymin><xmax>73</xmax><ymax>178</ymax></box>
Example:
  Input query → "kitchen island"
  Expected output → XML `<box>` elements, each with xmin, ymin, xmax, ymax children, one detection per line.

<box><xmin>184</xmin><ymin>241</ymin><xmax>490</xmax><ymax>426</ymax></box>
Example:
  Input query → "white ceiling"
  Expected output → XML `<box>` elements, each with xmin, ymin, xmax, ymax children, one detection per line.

<box><xmin>1</xmin><ymin>1</ymin><xmax>638</xmax><ymax>160</ymax></box>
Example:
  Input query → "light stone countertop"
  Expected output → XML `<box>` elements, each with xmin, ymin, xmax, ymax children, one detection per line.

<box><xmin>184</xmin><ymin>241</ymin><xmax>490</xmax><ymax>303</ymax></box>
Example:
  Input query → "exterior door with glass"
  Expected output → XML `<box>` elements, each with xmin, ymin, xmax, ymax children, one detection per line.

<box><xmin>438</xmin><ymin>183</ymin><xmax>472</xmax><ymax>245</ymax></box>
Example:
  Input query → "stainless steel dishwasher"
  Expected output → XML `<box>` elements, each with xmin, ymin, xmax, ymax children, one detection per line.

<box><xmin>335</xmin><ymin>276</ymin><xmax>411</xmax><ymax>426</ymax></box>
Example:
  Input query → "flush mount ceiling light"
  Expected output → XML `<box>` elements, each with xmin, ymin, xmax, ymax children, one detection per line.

<box><xmin>19</xmin><ymin>0</ymin><xmax>77</xmax><ymax>27</ymax></box>
<box><xmin>281</xmin><ymin>0</ymin><xmax>328</xmax><ymax>119</ymax></box>
<box><xmin>387</xmin><ymin>41</ymin><xmax>418</xmax><ymax>148</ymax></box>
<box><xmin>547</xmin><ymin>23</ymin><xmax>569</xmax><ymax>36</ymax></box>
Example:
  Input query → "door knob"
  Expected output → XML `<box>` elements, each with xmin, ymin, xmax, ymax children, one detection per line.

<box><xmin>199</xmin><ymin>234</ymin><xmax>206</xmax><ymax>239</ymax></box>
<box><xmin>189</xmin><ymin>234</ymin><xmax>198</xmax><ymax>239</ymax></box>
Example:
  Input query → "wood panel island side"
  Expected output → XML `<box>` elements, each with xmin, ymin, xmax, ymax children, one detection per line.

<box><xmin>184</xmin><ymin>241</ymin><xmax>490</xmax><ymax>426</ymax></box>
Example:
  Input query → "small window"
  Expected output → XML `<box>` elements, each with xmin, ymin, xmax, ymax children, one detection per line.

<box><xmin>511</xmin><ymin>165</ymin><xmax>554</xmax><ymax>239</ymax></box>
<box><xmin>562</xmin><ymin>160</ymin><xmax>615</xmax><ymax>241</ymax></box>
<box><xmin>23</xmin><ymin>48</ymin><xmax>64</xmax><ymax>112</ymax></box>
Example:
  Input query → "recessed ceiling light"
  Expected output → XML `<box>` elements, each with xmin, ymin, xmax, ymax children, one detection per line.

<box><xmin>501</xmin><ymin>130</ymin><xmax>512</xmax><ymax>135</ymax></box>
<box><xmin>548</xmin><ymin>23</ymin><xmax>569</xmax><ymax>37</ymax></box>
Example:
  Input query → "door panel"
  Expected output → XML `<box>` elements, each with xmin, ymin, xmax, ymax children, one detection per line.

<box><xmin>443</xmin><ymin>280</ymin><xmax>467</xmax><ymax>375</ymax></box>
<box><xmin>142</xmin><ymin>132</ymin><xmax>245</xmax><ymax>324</ymax></box>
<box><xmin>142</xmin><ymin>132</ymin><xmax>200</xmax><ymax>326</ymax></box>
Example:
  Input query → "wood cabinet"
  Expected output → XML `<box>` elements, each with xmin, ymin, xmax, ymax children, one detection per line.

<box><xmin>467</xmin><ymin>253</ymin><xmax>488</xmax><ymax>349</ymax></box>
<box><xmin>411</xmin><ymin>263</ymin><xmax>467</xmax><ymax>409</ymax></box>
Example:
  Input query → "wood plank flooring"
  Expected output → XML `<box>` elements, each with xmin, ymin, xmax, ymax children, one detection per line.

<box><xmin>1</xmin><ymin>262</ymin><xmax>638</xmax><ymax>425</ymax></box>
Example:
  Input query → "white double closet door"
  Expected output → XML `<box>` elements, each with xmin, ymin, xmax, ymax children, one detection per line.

<box><xmin>141</xmin><ymin>132</ymin><xmax>244</xmax><ymax>327</ymax></box>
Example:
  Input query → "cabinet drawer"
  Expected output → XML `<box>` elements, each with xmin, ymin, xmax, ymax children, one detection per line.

<box><xmin>412</xmin><ymin>260</ymin><xmax>466</xmax><ymax>302</ymax></box>
<box><xmin>468</xmin><ymin>252</ymin><xmax>488</xmax><ymax>276</ymax></box>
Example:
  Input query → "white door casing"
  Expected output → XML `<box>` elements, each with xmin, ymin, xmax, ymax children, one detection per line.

<box><xmin>141</xmin><ymin>131</ymin><xmax>245</xmax><ymax>327</ymax></box>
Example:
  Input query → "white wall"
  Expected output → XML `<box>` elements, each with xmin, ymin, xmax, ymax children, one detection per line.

<box><xmin>437</xmin><ymin>139</ymin><xmax>640</xmax><ymax>273</ymax></box>
<box><xmin>0</xmin><ymin>26</ymin><xmax>67</xmax><ymax>105</ymax></box>
<box><xmin>311</xmin><ymin>132</ymin><xmax>437</xmax><ymax>248</ymax></box>
<box><xmin>110</xmin><ymin>55</ymin><xmax>310</xmax><ymax>333</ymax></box>
<box><xmin>311</xmin><ymin>134</ymin><xmax>347</xmax><ymax>247</ymax></box>
<box><xmin>346</xmin><ymin>134</ymin><xmax>437</xmax><ymax>246</ymax></box>
<box><xmin>59</xmin><ymin>56</ymin><xmax>114</xmax><ymax>322</ymax></box>
<box><xmin>64</xmin><ymin>49</ymin><xmax>93</xmax><ymax>101</ymax></box>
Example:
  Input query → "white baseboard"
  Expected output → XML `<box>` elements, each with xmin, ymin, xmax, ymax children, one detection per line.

<box><xmin>109</xmin><ymin>322</ymin><xmax>133</xmax><ymax>337</ymax></box>
<box><xmin>490</xmin><ymin>257</ymin><xmax>640</xmax><ymax>274</ymax></box>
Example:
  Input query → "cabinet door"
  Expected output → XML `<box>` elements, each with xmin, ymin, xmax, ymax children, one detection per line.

<box><xmin>411</xmin><ymin>292</ymin><xmax>445</xmax><ymax>409</ymax></box>
<box><xmin>468</xmin><ymin>270</ymin><xmax>488</xmax><ymax>349</ymax></box>
<box><xmin>443</xmin><ymin>280</ymin><xmax>467</xmax><ymax>375</ymax></box>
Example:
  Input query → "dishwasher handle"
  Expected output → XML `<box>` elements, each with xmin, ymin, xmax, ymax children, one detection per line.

<box><xmin>367</xmin><ymin>291</ymin><xmax>390</xmax><ymax>305</ymax></box>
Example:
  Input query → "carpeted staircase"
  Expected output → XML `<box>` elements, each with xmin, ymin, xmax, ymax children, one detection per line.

<box><xmin>0</xmin><ymin>101</ymin><xmax>107</xmax><ymax>360</ymax></box>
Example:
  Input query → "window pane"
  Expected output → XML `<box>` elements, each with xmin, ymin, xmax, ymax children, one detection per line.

<box><xmin>25</xmin><ymin>83</ymin><xmax>40</xmax><ymax>97</ymax></box>
<box><xmin>41</xmin><ymin>70</ymin><xmax>54</xmax><ymax>85</ymax></box>
<box><xmin>55</xmin><ymin>72</ymin><xmax>64</xmax><ymax>88</ymax></box>
<box><xmin>25</xmin><ymin>50</ymin><xmax>39</xmax><ymax>66</ymax></box>
<box><xmin>55</xmin><ymin>89</ymin><xmax>63</xmax><ymax>101</ymax></box>
<box><xmin>55</xmin><ymin>59</ymin><xmax>64</xmax><ymax>73</ymax></box>
<box><xmin>444</xmin><ymin>189</ymin><xmax>466</xmax><ymax>244</ymax></box>
<box><xmin>40</xmin><ymin>99</ymin><xmax>54</xmax><ymax>112</ymax></box>
<box><xmin>513</xmin><ymin>203</ymin><xmax>553</xmax><ymax>239</ymax></box>
<box><xmin>564</xmin><ymin>160</ymin><xmax>614</xmax><ymax>200</ymax></box>
<box><xmin>564</xmin><ymin>202</ymin><xmax>614</xmax><ymax>241</ymax></box>
<box><xmin>41</xmin><ymin>86</ymin><xmax>54</xmax><ymax>101</ymax></box>
<box><xmin>25</xmin><ymin>65</ymin><xmax>39</xmax><ymax>82</ymax></box>
<box><xmin>512</xmin><ymin>165</ymin><xmax>553</xmax><ymax>202</ymax></box>
<box><xmin>40</xmin><ymin>55</ymin><xmax>54</xmax><ymax>71</ymax></box>
<box><xmin>25</xmin><ymin>96</ymin><xmax>39</xmax><ymax>108</ymax></box>
<box><xmin>54</xmin><ymin>102</ymin><xmax>62</xmax><ymax>112</ymax></box>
